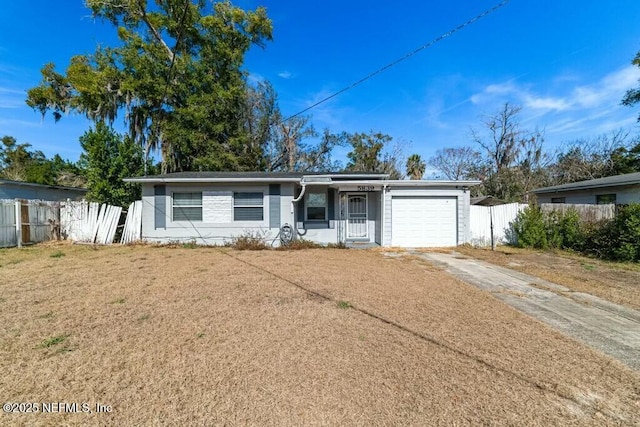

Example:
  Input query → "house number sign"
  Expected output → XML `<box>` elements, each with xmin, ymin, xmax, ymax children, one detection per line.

<box><xmin>357</xmin><ymin>185</ymin><xmax>375</xmax><ymax>191</ymax></box>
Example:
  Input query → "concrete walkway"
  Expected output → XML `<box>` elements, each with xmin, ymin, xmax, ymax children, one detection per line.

<box><xmin>416</xmin><ymin>251</ymin><xmax>640</xmax><ymax>371</ymax></box>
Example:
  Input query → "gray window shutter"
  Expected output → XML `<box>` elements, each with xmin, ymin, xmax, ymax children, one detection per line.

<box><xmin>269</xmin><ymin>184</ymin><xmax>281</xmax><ymax>229</ymax></box>
<box><xmin>154</xmin><ymin>185</ymin><xmax>166</xmax><ymax>229</ymax></box>
<box><xmin>328</xmin><ymin>188</ymin><xmax>335</xmax><ymax>221</ymax></box>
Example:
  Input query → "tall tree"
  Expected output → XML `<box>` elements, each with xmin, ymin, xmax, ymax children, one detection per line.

<box><xmin>471</xmin><ymin>103</ymin><xmax>546</xmax><ymax>201</ymax></box>
<box><xmin>550</xmin><ymin>130</ymin><xmax>630</xmax><ymax>184</ymax></box>
<box><xmin>345</xmin><ymin>131</ymin><xmax>403</xmax><ymax>178</ymax></box>
<box><xmin>622</xmin><ymin>50</ymin><xmax>640</xmax><ymax>120</ymax></box>
<box><xmin>0</xmin><ymin>136</ymin><xmax>55</xmax><ymax>184</ymax></box>
<box><xmin>26</xmin><ymin>0</ymin><xmax>273</xmax><ymax>173</ymax></box>
<box><xmin>428</xmin><ymin>146</ymin><xmax>483</xmax><ymax>180</ymax></box>
<box><xmin>406</xmin><ymin>154</ymin><xmax>426</xmax><ymax>180</ymax></box>
<box><xmin>78</xmin><ymin>122</ymin><xmax>148</xmax><ymax>207</ymax></box>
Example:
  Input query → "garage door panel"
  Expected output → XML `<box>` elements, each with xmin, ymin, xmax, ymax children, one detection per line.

<box><xmin>391</xmin><ymin>196</ymin><xmax>457</xmax><ymax>247</ymax></box>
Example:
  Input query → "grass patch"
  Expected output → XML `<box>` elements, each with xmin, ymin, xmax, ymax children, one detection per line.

<box><xmin>581</xmin><ymin>263</ymin><xmax>597</xmax><ymax>271</ymax></box>
<box><xmin>196</xmin><ymin>332</ymin><xmax>205</xmax><ymax>338</ymax></box>
<box><xmin>39</xmin><ymin>334</ymin><xmax>69</xmax><ymax>348</ymax></box>
<box><xmin>337</xmin><ymin>300</ymin><xmax>352</xmax><ymax>309</ymax></box>
<box><xmin>181</xmin><ymin>240</ymin><xmax>199</xmax><ymax>249</ymax></box>
<box><xmin>137</xmin><ymin>314</ymin><xmax>150</xmax><ymax>322</ymax></box>
<box><xmin>50</xmin><ymin>250</ymin><xmax>65</xmax><ymax>258</ymax></box>
<box><xmin>110</xmin><ymin>298</ymin><xmax>126</xmax><ymax>304</ymax></box>
<box><xmin>38</xmin><ymin>311</ymin><xmax>55</xmax><ymax>319</ymax></box>
<box><xmin>277</xmin><ymin>239</ymin><xmax>321</xmax><ymax>250</ymax></box>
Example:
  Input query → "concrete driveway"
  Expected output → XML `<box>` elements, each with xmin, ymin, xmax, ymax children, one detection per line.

<box><xmin>416</xmin><ymin>251</ymin><xmax>640</xmax><ymax>371</ymax></box>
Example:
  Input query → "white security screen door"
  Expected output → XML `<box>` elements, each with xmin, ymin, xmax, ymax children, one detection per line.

<box><xmin>347</xmin><ymin>194</ymin><xmax>368</xmax><ymax>238</ymax></box>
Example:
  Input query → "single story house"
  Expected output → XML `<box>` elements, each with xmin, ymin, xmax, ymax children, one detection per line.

<box><xmin>532</xmin><ymin>172</ymin><xmax>640</xmax><ymax>205</ymax></box>
<box><xmin>124</xmin><ymin>172</ymin><xmax>480</xmax><ymax>247</ymax></box>
<box><xmin>0</xmin><ymin>179</ymin><xmax>88</xmax><ymax>201</ymax></box>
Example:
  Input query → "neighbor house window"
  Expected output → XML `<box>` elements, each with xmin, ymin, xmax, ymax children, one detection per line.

<box><xmin>551</xmin><ymin>197</ymin><xmax>565</xmax><ymax>204</ymax></box>
<box><xmin>596</xmin><ymin>194</ymin><xmax>616</xmax><ymax>205</ymax></box>
<box><xmin>306</xmin><ymin>191</ymin><xmax>327</xmax><ymax>221</ymax></box>
<box><xmin>173</xmin><ymin>192</ymin><xmax>202</xmax><ymax>221</ymax></box>
<box><xmin>234</xmin><ymin>192</ymin><xmax>263</xmax><ymax>221</ymax></box>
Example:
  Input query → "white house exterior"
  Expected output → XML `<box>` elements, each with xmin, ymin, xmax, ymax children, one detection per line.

<box><xmin>532</xmin><ymin>172</ymin><xmax>640</xmax><ymax>205</ymax></box>
<box><xmin>124</xmin><ymin>172</ymin><xmax>480</xmax><ymax>247</ymax></box>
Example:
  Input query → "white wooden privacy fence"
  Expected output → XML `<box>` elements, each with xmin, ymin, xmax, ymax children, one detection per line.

<box><xmin>469</xmin><ymin>202</ymin><xmax>617</xmax><ymax>247</ymax></box>
<box><xmin>0</xmin><ymin>200</ymin><xmax>60</xmax><ymax>248</ymax></box>
<box><xmin>469</xmin><ymin>203</ymin><xmax>527</xmax><ymax>247</ymax></box>
<box><xmin>0</xmin><ymin>199</ymin><xmax>142</xmax><ymax>248</ymax></box>
<box><xmin>60</xmin><ymin>201</ymin><xmax>122</xmax><ymax>245</ymax></box>
<box><xmin>120</xmin><ymin>200</ymin><xmax>142</xmax><ymax>244</ymax></box>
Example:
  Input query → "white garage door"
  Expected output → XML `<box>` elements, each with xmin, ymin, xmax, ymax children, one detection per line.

<box><xmin>391</xmin><ymin>196</ymin><xmax>457</xmax><ymax>247</ymax></box>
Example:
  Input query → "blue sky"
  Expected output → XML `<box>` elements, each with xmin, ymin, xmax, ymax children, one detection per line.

<box><xmin>2</xmin><ymin>0</ymin><xmax>640</xmax><ymax>171</ymax></box>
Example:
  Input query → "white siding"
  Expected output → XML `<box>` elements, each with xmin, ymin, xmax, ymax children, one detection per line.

<box><xmin>141</xmin><ymin>183</ymin><xmax>279</xmax><ymax>245</ymax></box>
<box><xmin>536</xmin><ymin>186</ymin><xmax>640</xmax><ymax>205</ymax></box>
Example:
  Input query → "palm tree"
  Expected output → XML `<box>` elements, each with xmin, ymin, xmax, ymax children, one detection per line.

<box><xmin>406</xmin><ymin>154</ymin><xmax>426</xmax><ymax>180</ymax></box>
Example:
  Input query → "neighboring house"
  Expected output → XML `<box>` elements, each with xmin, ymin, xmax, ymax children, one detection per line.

<box><xmin>470</xmin><ymin>195</ymin><xmax>504</xmax><ymax>206</ymax></box>
<box><xmin>0</xmin><ymin>179</ymin><xmax>88</xmax><ymax>201</ymax></box>
<box><xmin>532</xmin><ymin>172</ymin><xmax>640</xmax><ymax>205</ymax></box>
<box><xmin>124</xmin><ymin>172</ymin><xmax>480</xmax><ymax>247</ymax></box>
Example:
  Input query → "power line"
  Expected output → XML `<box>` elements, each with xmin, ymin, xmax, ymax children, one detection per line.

<box><xmin>281</xmin><ymin>0</ymin><xmax>511</xmax><ymax>123</ymax></box>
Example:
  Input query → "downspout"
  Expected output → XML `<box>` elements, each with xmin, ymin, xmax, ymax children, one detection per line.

<box><xmin>381</xmin><ymin>183</ymin><xmax>388</xmax><ymax>246</ymax></box>
<box><xmin>291</xmin><ymin>183</ymin><xmax>307</xmax><ymax>214</ymax></box>
<box><xmin>290</xmin><ymin>182</ymin><xmax>307</xmax><ymax>239</ymax></box>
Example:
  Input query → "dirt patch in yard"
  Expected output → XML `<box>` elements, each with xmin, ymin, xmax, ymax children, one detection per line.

<box><xmin>453</xmin><ymin>245</ymin><xmax>640</xmax><ymax>310</ymax></box>
<box><xmin>0</xmin><ymin>242</ymin><xmax>639</xmax><ymax>426</ymax></box>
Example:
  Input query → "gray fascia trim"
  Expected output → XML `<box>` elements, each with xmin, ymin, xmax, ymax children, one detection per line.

<box><xmin>124</xmin><ymin>177</ymin><xmax>481</xmax><ymax>188</ymax></box>
<box><xmin>123</xmin><ymin>177</ymin><xmax>302</xmax><ymax>184</ymax></box>
<box><xmin>532</xmin><ymin>181</ymin><xmax>639</xmax><ymax>194</ymax></box>
<box><xmin>328</xmin><ymin>180</ymin><xmax>481</xmax><ymax>188</ymax></box>
<box><xmin>0</xmin><ymin>179</ymin><xmax>88</xmax><ymax>192</ymax></box>
<box><xmin>302</xmin><ymin>173</ymin><xmax>389</xmax><ymax>180</ymax></box>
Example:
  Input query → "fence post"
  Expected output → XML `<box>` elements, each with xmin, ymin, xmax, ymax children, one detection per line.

<box><xmin>14</xmin><ymin>200</ymin><xmax>22</xmax><ymax>248</ymax></box>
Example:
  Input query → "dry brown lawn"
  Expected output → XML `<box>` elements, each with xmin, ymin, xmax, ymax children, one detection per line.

<box><xmin>0</xmin><ymin>242</ymin><xmax>639</xmax><ymax>426</ymax></box>
<box><xmin>455</xmin><ymin>245</ymin><xmax>640</xmax><ymax>310</ymax></box>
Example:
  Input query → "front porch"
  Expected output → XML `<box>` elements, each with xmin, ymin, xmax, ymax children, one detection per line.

<box><xmin>294</xmin><ymin>183</ymin><xmax>384</xmax><ymax>246</ymax></box>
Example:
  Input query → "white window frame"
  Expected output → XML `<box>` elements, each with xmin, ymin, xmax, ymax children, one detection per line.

<box><xmin>172</xmin><ymin>192</ymin><xmax>203</xmax><ymax>222</ymax></box>
<box><xmin>233</xmin><ymin>192</ymin><xmax>264</xmax><ymax>221</ymax></box>
<box><xmin>305</xmin><ymin>189</ymin><xmax>328</xmax><ymax>221</ymax></box>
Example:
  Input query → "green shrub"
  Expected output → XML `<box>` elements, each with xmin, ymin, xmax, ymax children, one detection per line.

<box><xmin>609</xmin><ymin>204</ymin><xmax>640</xmax><ymax>262</ymax></box>
<box><xmin>557</xmin><ymin>208</ymin><xmax>584</xmax><ymax>250</ymax></box>
<box><xmin>511</xmin><ymin>205</ymin><xmax>548</xmax><ymax>249</ymax></box>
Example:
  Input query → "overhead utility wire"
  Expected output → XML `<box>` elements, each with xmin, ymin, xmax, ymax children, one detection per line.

<box><xmin>281</xmin><ymin>0</ymin><xmax>511</xmax><ymax>123</ymax></box>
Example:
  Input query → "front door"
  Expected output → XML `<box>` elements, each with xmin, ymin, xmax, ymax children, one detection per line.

<box><xmin>347</xmin><ymin>194</ymin><xmax>368</xmax><ymax>239</ymax></box>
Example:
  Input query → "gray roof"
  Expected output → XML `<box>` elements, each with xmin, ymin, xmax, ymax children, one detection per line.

<box><xmin>0</xmin><ymin>178</ymin><xmax>88</xmax><ymax>192</ymax></box>
<box><xmin>532</xmin><ymin>172</ymin><xmax>640</xmax><ymax>194</ymax></box>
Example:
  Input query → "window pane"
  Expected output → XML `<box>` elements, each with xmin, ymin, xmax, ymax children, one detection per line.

<box><xmin>234</xmin><ymin>207</ymin><xmax>263</xmax><ymax>221</ymax></box>
<box><xmin>173</xmin><ymin>206</ymin><xmax>202</xmax><ymax>221</ymax></box>
<box><xmin>596</xmin><ymin>194</ymin><xmax>616</xmax><ymax>204</ymax></box>
<box><xmin>307</xmin><ymin>206</ymin><xmax>326</xmax><ymax>220</ymax></box>
<box><xmin>234</xmin><ymin>192</ymin><xmax>263</xmax><ymax>206</ymax></box>
<box><xmin>308</xmin><ymin>192</ymin><xmax>326</xmax><ymax>207</ymax></box>
<box><xmin>174</xmin><ymin>192</ymin><xmax>202</xmax><ymax>206</ymax></box>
